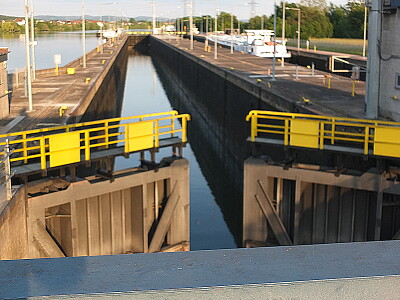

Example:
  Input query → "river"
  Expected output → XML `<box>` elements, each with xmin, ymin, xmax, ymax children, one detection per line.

<box><xmin>0</xmin><ymin>31</ymin><xmax>237</xmax><ymax>251</ymax></box>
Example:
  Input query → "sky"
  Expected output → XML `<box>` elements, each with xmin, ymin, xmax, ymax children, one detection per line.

<box><xmin>3</xmin><ymin>0</ymin><xmax>351</xmax><ymax>20</ymax></box>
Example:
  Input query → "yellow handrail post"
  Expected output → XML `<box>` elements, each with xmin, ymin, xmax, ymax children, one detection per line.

<box><xmin>250</xmin><ymin>115</ymin><xmax>257</xmax><ymax>142</ymax></box>
<box><xmin>155</xmin><ymin>120</ymin><xmax>160</xmax><ymax>148</ymax></box>
<box><xmin>124</xmin><ymin>124</ymin><xmax>129</xmax><ymax>153</ymax></box>
<box><xmin>319</xmin><ymin>122</ymin><xmax>324</xmax><ymax>149</ymax></box>
<box><xmin>23</xmin><ymin>133</ymin><xmax>28</xmax><ymax>163</ymax></box>
<box><xmin>171</xmin><ymin>117</ymin><xmax>175</xmax><ymax>138</ymax></box>
<box><xmin>284</xmin><ymin>119</ymin><xmax>289</xmax><ymax>146</ymax></box>
<box><xmin>40</xmin><ymin>136</ymin><xmax>46</xmax><ymax>170</ymax></box>
<box><xmin>364</xmin><ymin>126</ymin><xmax>370</xmax><ymax>155</ymax></box>
<box><xmin>351</xmin><ymin>79</ymin><xmax>356</xmax><ymax>97</ymax></box>
<box><xmin>105</xmin><ymin>121</ymin><xmax>109</xmax><ymax>149</ymax></box>
<box><xmin>85</xmin><ymin>131</ymin><xmax>90</xmax><ymax>161</ymax></box>
<box><xmin>331</xmin><ymin>121</ymin><xmax>335</xmax><ymax>145</ymax></box>
<box><xmin>182</xmin><ymin>117</ymin><xmax>188</xmax><ymax>143</ymax></box>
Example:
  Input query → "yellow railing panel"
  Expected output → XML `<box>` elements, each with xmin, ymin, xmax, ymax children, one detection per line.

<box><xmin>125</xmin><ymin>122</ymin><xmax>154</xmax><ymax>153</ymax></box>
<box><xmin>290</xmin><ymin>119</ymin><xmax>320</xmax><ymax>149</ymax></box>
<box><xmin>374</xmin><ymin>127</ymin><xmax>400</xmax><ymax>158</ymax></box>
<box><xmin>246</xmin><ymin>110</ymin><xmax>400</xmax><ymax>159</ymax></box>
<box><xmin>2</xmin><ymin>111</ymin><xmax>190</xmax><ymax>170</ymax></box>
<box><xmin>49</xmin><ymin>132</ymin><xmax>81</xmax><ymax>168</ymax></box>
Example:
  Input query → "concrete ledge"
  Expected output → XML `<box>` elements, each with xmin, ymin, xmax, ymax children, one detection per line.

<box><xmin>1</xmin><ymin>241</ymin><xmax>399</xmax><ymax>298</ymax></box>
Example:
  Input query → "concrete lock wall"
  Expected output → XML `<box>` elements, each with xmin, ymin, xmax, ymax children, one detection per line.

<box><xmin>243</xmin><ymin>158</ymin><xmax>400</xmax><ymax>247</ymax></box>
<box><xmin>0</xmin><ymin>186</ymin><xmax>29</xmax><ymax>260</ymax></box>
<box><xmin>0</xmin><ymin>159</ymin><xmax>190</xmax><ymax>260</ymax></box>
<box><xmin>67</xmin><ymin>36</ymin><xmax>130</xmax><ymax>124</ymax></box>
<box><xmin>0</xmin><ymin>60</ymin><xmax>9</xmax><ymax>118</ymax></box>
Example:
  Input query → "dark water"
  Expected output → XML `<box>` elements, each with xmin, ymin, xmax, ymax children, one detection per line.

<box><xmin>1</xmin><ymin>33</ymin><xmax>238</xmax><ymax>251</ymax></box>
<box><xmin>115</xmin><ymin>53</ymin><xmax>237</xmax><ymax>250</ymax></box>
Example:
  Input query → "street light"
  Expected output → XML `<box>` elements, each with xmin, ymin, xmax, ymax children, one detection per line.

<box><xmin>214</xmin><ymin>8</ymin><xmax>219</xmax><ymax>59</ymax></box>
<box><xmin>286</xmin><ymin>7</ymin><xmax>301</xmax><ymax>50</ymax></box>
<box><xmin>188</xmin><ymin>1</ymin><xmax>193</xmax><ymax>50</ymax></box>
<box><xmin>281</xmin><ymin>0</ymin><xmax>286</xmax><ymax>67</ymax></box>
<box><xmin>82</xmin><ymin>0</ymin><xmax>86</xmax><ymax>68</ymax></box>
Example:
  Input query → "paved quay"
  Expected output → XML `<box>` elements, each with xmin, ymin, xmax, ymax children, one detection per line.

<box><xmin>161</xmin><ymin>36</ymin><xmax>367</xmax><ymax>120</ymax></box>
<box><xmin>1</xmin><ymin>35</ymin><xmax>128</xmax><ymax>134</ymax></box>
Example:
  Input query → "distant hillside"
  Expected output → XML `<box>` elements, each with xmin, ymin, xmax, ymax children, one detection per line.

<box><xmin>35</xmin><ymin>15</ymin><xmax>130</xmax><ymax>21</ymax></box>
<box><xmin>0</xmin><ymin>15</ymin><xmax>16</xmax><ymax>21</ymax></box>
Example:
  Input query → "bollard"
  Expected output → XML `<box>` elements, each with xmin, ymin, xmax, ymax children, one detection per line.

<box><xmin>85</xmin><ymin>78</ymin><xmax>91</xmax><ymax>84</ymax></box>
<box><xmin>351</xmin><ymin>80</ymin><xmax>356</xmax><ymax>97</ymax></box>
<box><xmin>295</xmin><ymin>64</ymin><xmax>299</xmax><ymax>79</ymax></box>
<box><xmin>314</xmin><ymin>45</ymin><xmax>317</xmax><ymax>52</ymax></box>
<box><xmin>110</xmin><ymin>50</ymin><xmax>113</xmax><ymax>54</ymax></box>
<box><xmin>102</xmin><ymin>59</ymin><xmax>106</xmax><ymax>64</ymax></box>
<box><xmin>311</xmin><ymin>63</ymin><xmax>315</xmax><ymax>76</ymax></box>
<box><xmin>59</xmin><ymin>106</ymin><xmax>67</xmax><ymax>116</ymax></box>
<box><xmin>325</xmin><ymin>74</ymin><xmax>331</xmax><ymax>89</ymax></box>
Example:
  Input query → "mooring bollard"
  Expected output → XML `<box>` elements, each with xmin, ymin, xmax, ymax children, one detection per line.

<box><xmin>325</xmin><ymin>74</ymin><xmax>331</xmax><ymax>89</ymax></box>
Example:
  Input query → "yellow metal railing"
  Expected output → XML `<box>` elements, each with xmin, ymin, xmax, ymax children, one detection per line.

<box><xmin>246</xmin><ymin>110</ymin><xmax>400</xmax><ymax>159</ymax></box>
<box><xmin>0</xmin><ymin>111</ymin><xmax>190</xmax><ymax>169</ymax></box>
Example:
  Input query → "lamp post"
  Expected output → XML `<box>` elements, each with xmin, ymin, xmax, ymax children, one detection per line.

<box><xmin>214</xmin><ymin>9</ymin><xmax>218</xmax><ymax>59</ymax></box>
<box><xmin>281</xmin><ymin>0</ymin><xmax>286</xmax><ymax>67</ymax></box>
<box><xmin>362</xmin><ymin>2</ymin><xmax>367</xmax><ymax>57</ymax></box>
<box><xmin>272</xmin><ymin>0</ymin><xmax>276</xmax><ymax>80</ymax></box>
<box><xmin>230</xmin><ymin>12</ymin><xmax>234</xmax><ymax>53</ymax></box>
<box><xmin>82</xmin><ymin>0</ymin><xmax>86</xmax><ymax>68</ymax></box>
<box><xmin>151</xmin><ymin>1</ymin><xmax>157</xmax><ymax>34</ymax></box>
<box><xmin>24</xmin><ymin>0</ymin><xmax>33</xmax><ymax>111</ymax></box>
<box><xmin>188</xmin><ymin>1</ymin><xmax>193</xmax><ymax>50</ymax></box>
<box><xmin>286</xmin><ymin>7</ymin><xmax>301</xmax><ymax>49</ymax></box>
<box><xmin>29</xmin><ymin>0</ymin><xmax>36</xmax><ymax>80</ymax></box>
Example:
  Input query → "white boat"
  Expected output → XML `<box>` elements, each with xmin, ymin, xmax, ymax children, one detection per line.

<box><xmin>97</xmin><ymin>29</ymin><xmax>119</xmax><ymax>39</ymax></box>
<box><xmin>208</xmin><ymin>29</ymin><xmax>291</xmax><ymax>59</ymax></box>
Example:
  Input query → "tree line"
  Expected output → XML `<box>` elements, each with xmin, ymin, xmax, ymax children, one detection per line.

<box><xmin>187</xmin><ymin>0</ymin><xmax>367</xmax><ymax>39</ymax></box>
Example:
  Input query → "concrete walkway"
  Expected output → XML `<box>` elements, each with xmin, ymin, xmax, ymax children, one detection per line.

<box><xmin>161</xmin><ymin>36</ymin><xmax>368</xmax><ymax>120</ymax></box>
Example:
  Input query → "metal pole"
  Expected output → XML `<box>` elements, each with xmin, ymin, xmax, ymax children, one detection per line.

<box><xmin>365</xmin><ymin>0</ymin><xmax>381</xmax><ymax>119</ymax></box>
<box><xmin>297</xmin><ymin>9</ymin><xmax>300</xmax><ymax>49</ymax></box>
<box><xmin>214</xmin><ymin>10</ymin><xmax>218</xmax><ymax>59</ymax></box>
<box><xmin>362</xmin><ymin>5</ymin><xmax>367</xmax><ymax>57</ymax></box>
<box><xmin>152</xmin><ymin>1</ymin><xmax>157</xmax><ymax>34</ymax></box>
<box><xmin>189</xmin><ymin>1</ymin><xmax>193</xmax><ymax>50</ymax></box>
<box><xmin>281</xmin><ymin>1</ymin><xmax>286</xmax><ymax>67</ymax></box>
<box><xmin>230</xmin><ymin>13</ymin><xmax>233</xmax><ymax>53</ymax></box>
<box><xmin>24</xmin><ymin>0</ymin><xmax>33</xmax><ymax>111</ymax></box>
<box><xmin>261</xmin><ymin>15</ymin><xmax>264</xmax><ymax>30</ymax></box>
<box><xmin>82</xmin><ymin>0</ymin><xmax>87</xmax><ymax>68</ymax></box>
<box><xmin>29</xmin><ymin>0</ymin><xmax>36</xmax><ymax>80</ymax></box>
<box><xmin>206</xmin><ymin>16</ymin><xmax>208</xmax><ymax>35</ymax></box>
<box><xmin>272</xmin><ymin>0</ymin><xmax>276</xmax><ymax>80</ymax></box>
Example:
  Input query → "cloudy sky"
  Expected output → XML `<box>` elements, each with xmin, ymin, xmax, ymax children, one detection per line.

<box><xmin>4</xmin><ymin>0</ymin><xmax>350</xmax><ymax>20</ymax></box>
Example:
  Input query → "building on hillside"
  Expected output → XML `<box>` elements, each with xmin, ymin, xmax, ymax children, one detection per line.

<box><xmin>13</xmin><ymin>19</ymin><xmax>25</xmax><ymax>26</ymax></box>
<box><xmin>378</xmin><ymin>1</ymin><xmax>400</xmax><ymax>121</ymax></box>
<box><xmin>0</xmin><ymin>48</ymin><xmax>9</xmax><ymax>118</ymax></box>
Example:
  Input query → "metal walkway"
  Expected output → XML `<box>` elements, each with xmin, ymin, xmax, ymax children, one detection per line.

<box><xmin>0</xmin><ymin>111</ymin><xmax>190</xmax><ymax>176</ymax></box>
<box><xmin>246</xmin><ymin>110</ymin><xmax>400</xmax><ymax>159</ymax></box>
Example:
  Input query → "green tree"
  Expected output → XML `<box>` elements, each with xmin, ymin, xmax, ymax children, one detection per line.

<box><xmin>1</xmin><ymin>21</ymin><xmax>20</xmax><ymax>32</ymax></box>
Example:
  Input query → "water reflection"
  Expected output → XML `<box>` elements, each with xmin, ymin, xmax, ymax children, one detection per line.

<box><xmin>1</xmin><ymin>31</ymin><xmax>99</xmax><ymax>71</ymax></box>
<box><xmin>115</xmin><ymin>50</ymin><xmax>237</xmax><ymax>250</ymax></box>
